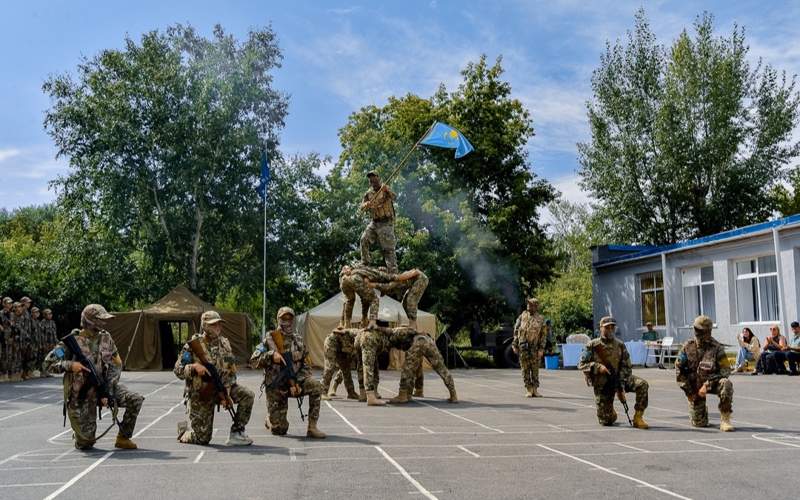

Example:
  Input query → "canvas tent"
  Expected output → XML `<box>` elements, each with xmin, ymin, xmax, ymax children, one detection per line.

<box><xmin>295</xmin><ymin>292</ymin><xmax>437</xmax><ymax>367</ymax></box>
<box><xmin>105</xmin><ymin>286</ymin><xmax>252</xmax><ymax>371</ymax></box>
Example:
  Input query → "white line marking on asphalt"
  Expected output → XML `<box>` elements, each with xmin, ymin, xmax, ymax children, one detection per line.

<box><xmin>0</xmin><ymin>453</ymin><xmax>22</xmax><ymax>466</ymax></box>
<box><xmin>324</xmin><ymin>401</ymin><xmax>363</xmax><ymax>435</ymax></box>
<box><xmin>48</xmin><ymin>428</ymin><xmax>74</xmax><ymax>444</ymax></box>
<box><xmin>689</xmin><ymin>440</ymin><xmax>731</xmax><ymax>451</ymax></box>
<box><xmin>537</xmin><ymin>444</ymin><xmax>693</xmax><ymax>500</ymax></box>
<box><xmin>133</xmin><ymin>402</ymin><xmax>182</xmax><ymax>438</ymax></box>
<box><xmin>737</xmin><ymin>396</ymin><xmax>800</xmax><ymax>408</ymax></box>
<box><xmin>614</xmin><ymin>442</ymin><xmax>650</xmax><ymax>453</ymax></box>
<box><xmin>457</xmin><ymin>445</ymin><xmax>480</xmax><ymax>458</ymax></box>
<box><xmin>414</xmin><ymin>400</ymin><xmax>504</xmax><ymax>433</ymax></box>
<box><xmin>752</xmin><ymin>433</ymin><xmax>800</xmax><ymax>448</ymax></box>
<box><xmin>0</xmin><ymin>389</ymin><xmax>54</xmax><ymax>404</ymax></box>
<box><xmin>0</xmin><ymin>403</ymin><xmax>53</xmax><ymax>422</ymax></box>
<box><xmin>51</xmin><ymin>448</ymin><xmax>74</xmax><ymax>463</ymax></box>
<box><xmin>420</xmin><ymin>426</ymin><xmax>435</xmax><ymax>434</ymax></box>
<box><xmin>0</xmin><ymin>482</ymin><xmax>63</xmax><ymax>488</ymax></box>
<box><xmin>193</xmin><ymin>451</ymin><xmax>205</xmax><ymax>464</ymax></box>
<box><xmin>375</xmin><ymin>446</ymin><xmax>438</xmax><ymax>500</ymax></box>
<box><xmin>289</xmin><ymin>449</ymin><xmax>297</xmax><ymax>462</ymax></box>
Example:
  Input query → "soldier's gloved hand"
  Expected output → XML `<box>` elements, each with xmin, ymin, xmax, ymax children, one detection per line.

<box><xmin>698</xmin><ymin>383</ymin><xmax>708</xmax><ymax>398</ymax></box>
<box><xmin>192</xmin><ymin>363</ymin><xmax>209</xmax><ymax>378</ymax></box>
<box><xmin>289</xmin><ymin>384</ymin><xmax>301</xmax><ymax>397</ymax></box>
<box><xmin>597</xmin><ymin>365</ymin><xmax>610</xmax><ymax>375</ymax></box>
<box><xmin>70</xmin><ymin>362</ymin><xmax>90</xmax><ymax>373</ymax></box>
<box><xmin>272</xmin><ymin>352</ymin><xmax>285</xmax><ymax>365</ymax></box>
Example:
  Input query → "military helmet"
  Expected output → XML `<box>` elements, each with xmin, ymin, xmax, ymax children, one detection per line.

<box><xmin>692</xmin><ymin>315</ymin><xmax>713</xmax><ymax>332</ymax></box>
<box><xmin>201</xmin><ymin>310</ymin><xmax>224</xmax><ymax>325</ymax></box>
<box><xmin>81</xmin><ymin>304</ymin><xmax>114</xmax><ymax>321</ymax></box>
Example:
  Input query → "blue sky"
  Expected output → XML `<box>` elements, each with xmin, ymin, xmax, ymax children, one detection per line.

<box><xmin>1</xmin><ymin>0</ymin><xmax>799</xmax><ymax>210</ymax></box>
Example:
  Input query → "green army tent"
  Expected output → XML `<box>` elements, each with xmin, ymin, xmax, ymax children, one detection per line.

<box><xmin>105</xmin><ymin>285</ymin><xmax>253</xmax><ymax>370</ymax></box>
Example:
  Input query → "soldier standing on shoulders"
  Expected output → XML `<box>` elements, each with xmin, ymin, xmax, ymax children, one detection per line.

<box><xmin>360</xmin><ymin>171</ymin><xmax>398</xmax><ymax>273</ymax></box>
<box><xmin>175</xmin><ymin>311</ymin><xmax>254</xmax><ymax>446</ymax></box>
<box><xmin>676</xmin><ymin>315</ymin><xmax>734</xmax><ymax>432</ymax></box>
<box><xmin>579</xmin><ymin>316</ymin><xmax>650</xmax><ymax>429</ymax></box>
<box><xmin>512</xmin><ymin>297</ymin><xmax>546</xmax><ymax>397</ymax></box>
<box><xmin>44</xmin><ymin>304</ymin><xmax>144</xmax><ymax>450</ymax></box>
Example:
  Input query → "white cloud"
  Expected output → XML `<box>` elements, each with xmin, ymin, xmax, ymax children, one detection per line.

<box><xmin>0</xmin><ymin>145</ymin><xmax>67</xmax><ymax>209</ymax></box>
<box><xmin>540</xmin><ymin>173</ymin><xmax>594</xmax><ymax>227</ymax></box>
<box><xmin>0</xmin><ymin>148</ymin><xmax>22</xmax><ymax>162</ymax></box>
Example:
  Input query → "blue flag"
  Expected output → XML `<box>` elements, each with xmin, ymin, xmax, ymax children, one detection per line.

<box><xmin>256</xmin><ymin>150</ymin><xmax>270</xmax><ymax>200</ymax></box>
<box><xmin>419</xmin><ymin>121</ymin><xmax>474</xmax><ymax>159</ymax></box>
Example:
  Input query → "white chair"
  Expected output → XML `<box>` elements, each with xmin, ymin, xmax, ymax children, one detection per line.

<box><xmin>657</xmin><ymin>336</ymin><xmax>675</xmax><ymax>368</ymax></box>
<box><xmin>566</xmin><ymin>333</ymin><xmax>591</xmax><ymax>344</ymax></box>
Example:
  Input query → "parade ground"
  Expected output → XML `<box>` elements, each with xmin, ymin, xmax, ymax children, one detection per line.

<box><xmin>2</xmin><ymin>367</ymin><xmax>800</xmax><ymax>500</ymax></box>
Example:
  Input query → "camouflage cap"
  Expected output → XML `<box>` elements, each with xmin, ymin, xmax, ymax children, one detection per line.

<box><xmin>692</xmin><ymin>315</ymin><xmax>713</xmax><ymax>332</ymax></box>
<box><xmin>599</xmin><ymin>316</ymin><xmax>617</xmax><ymax>327</ymax></box>
<box><xmin>20</xmin><ymin>296</ymin><xmax>31</xmax><ymax>304</ymax></box>
<box><xmin>31</xmin><ymin>306</ymin><xmax>40</xmax><ymax>313</ymax></box>
<box><xmin>201</xmin><ymin>311</ymin><xmax>224</xmax><ymax>325</ymax></box>
<box><xmin>12</xmin><ymin>301</ymin><xmax>22</xmax><ymax>308</ymax></box>
<box><xmin>526</xmin><ymin>297</ymin><xmax>539</xmax><ymax>305</ymax></box>
<box><xmin>276</xmin><ymin>306</ymin><xmax>295</xmax><ymax>321</ymax></box>
<box><xmin>43</xmin><ymin>308</ymin><xmax>52</xmax><ymax>314</ymax></box>
<box><xmin>2</xmin><ymin>297</ymin><xmax>12</xmax><ymax>304</ymax></box>
<box><xmin>81</xmin><ymin>304</ymin><xmax>114</xmax><ymax>320</ymax></box>
<box><xmin>366</xmin><ymin>170</ymin><xmax>379</xmax><ymax>178</ymax></box>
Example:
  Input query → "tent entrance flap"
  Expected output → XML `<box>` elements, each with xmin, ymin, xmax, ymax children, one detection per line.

<box><xmin>159</xmin><ymin>321</ymin><xmax>192</xmax><ymax>369</ymax></box>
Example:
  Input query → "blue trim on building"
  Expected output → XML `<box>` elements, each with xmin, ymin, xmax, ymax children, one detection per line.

<box><xmin>594</xmin><ymin>213</ymin><xmax>800</xmax><ymax>268</ymax></box>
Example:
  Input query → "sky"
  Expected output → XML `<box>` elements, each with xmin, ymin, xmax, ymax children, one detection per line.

<box><xmin>1</xmin><ymin>0</ymin><xmax>800</xmax><ymax>211</ymax></box>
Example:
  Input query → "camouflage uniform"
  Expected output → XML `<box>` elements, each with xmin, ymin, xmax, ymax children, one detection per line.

<box><xmin>340</xmin><ymin>263</ymin><xmax>397</xmax><ymax>328</ymax></box>
<box><xmin>12</xmin><ymin>306</ymin><xmax>32</xmax><ymax>378</ymax></box>
<box><xmin>512</xmin><ymin>305</ymin><xmax>546</xmax><ymax>393</ymax></box>
<box><xmin>174</xmin><ymin>329</ymin><xmax>254</xmax><ymax>445</ymax></box>
<box><xmin>358</xmin><ymin>326</ymin><xmax>416</xmax><ymax>392</ymax></box>
<box><xmin>321</xmin><ymin>328</ymin><xmax>358</xmax><ymax>398</ymax></box>
<box><xmin>399</xmin><ymin>333</ymin><xmax>456</xmax><ymax>401</ymax></box>
<box><xmin>579</xmin><ymin>335</ymin><xmax>649</xmax><ymax>426</ymax></box>
<box><xmin>30</xmin><ymin>308</ymin><xmax>43</xmax><ymax>374</ymax></box>
<box><xmin>676</xmin><ymin>316</ymin><xmax>733</xmax><ymax>429</ymax></box>
<box><xmin>44</xmin><ymin>321</ymin><xmax>144</xmax><ymax>449</ymax></box>
<box><xmin>374</xmin><ymin>270</ymin><xmax>429</xmax><ymax>322</ymax></box>
<box><xmin>250</xmin><ymin>307</ymin><xmax>322</xmax><ymax>436</ymax></box>
<box><xmin>360</xmin><ymin>174</ymin><xmax>398</xmax><ymax>273</ymax></box>
<box><xmin>0</xmin><ymin>299</ymin><xmax>12</xmax><ymax>380</ymax></box>
<box><xmin>2</xmin><ymin>303</ymin><xmax>20</xmax><ymax>380</ymax></box>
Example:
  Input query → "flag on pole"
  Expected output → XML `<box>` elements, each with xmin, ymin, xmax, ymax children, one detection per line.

<box><xmin>256</xmin><ymin>150</ymin><xmax>270</xmax><ymax>200</ymax></box>
<box><xmin>419</xmin><ymin>121</ymin><xmax>474</xmax><ymax>159</ymax></box>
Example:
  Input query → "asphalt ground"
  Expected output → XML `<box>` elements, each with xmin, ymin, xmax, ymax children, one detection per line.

<box><xmin>1</xmin><ymin>367</ymin><xmax>800</xmax><ymax>500</ymax></box>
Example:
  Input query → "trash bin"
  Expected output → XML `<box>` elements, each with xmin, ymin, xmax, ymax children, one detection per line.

<box><xmin>544</xmin><ymin>354</ymin><xmax>560</xmax><ymax>370</ymax></box>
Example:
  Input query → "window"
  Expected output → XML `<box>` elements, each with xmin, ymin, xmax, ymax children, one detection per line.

<box><xmin>640</xmin><ymin>271</ymin><xmax>665</xmax><ymax>326</ymax></box>
<box><xmin>682</xmin><ymin>266</ymin><xmax>715</xmax><ymax>324</ymax></box>
<box><xmin>735</xmin><ymin>255</ymin><xmax>779</xmax><ymax>323</ymax></box>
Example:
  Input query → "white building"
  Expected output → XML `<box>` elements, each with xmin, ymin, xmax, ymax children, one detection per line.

<box><xmin>591</xmin><ymin>214</ymin><xmax>800</xmax><ymax>347</ymax></box>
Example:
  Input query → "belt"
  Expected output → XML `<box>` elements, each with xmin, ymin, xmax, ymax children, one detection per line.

<box><xmin>372</xmin><ymin>217</ymin><xmax>393</xmax><ymax>223</ymax></box>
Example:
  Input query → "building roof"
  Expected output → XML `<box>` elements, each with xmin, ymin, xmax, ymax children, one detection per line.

<box><xmin>593</xmin><ymin>213</ymin><xmax>800</xmax><ymax>268</ymax></box>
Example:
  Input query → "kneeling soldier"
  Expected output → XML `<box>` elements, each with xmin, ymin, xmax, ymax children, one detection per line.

<box><xmin>251</xmin><ymin>307</ymin><xmax>326</xmax><ymax>439</ymax></box>
<box><xmin>676</xmin><ymin>315</ymin><xmax>734</xmax><ymax>432</ymax></box>
<box><xmin>579</xmin><ymin>316</ymin><xmax>649</xmax><ymax>429</ymax></box>
<box><xmin>175</xmin><ymin>311</ymin><xmax>254</xmax><ymax>446</ymax></box>
<box><xmin>44</xmin><ymin>304</ymin><xmax>144</xmax><ymax>450</ymax></box>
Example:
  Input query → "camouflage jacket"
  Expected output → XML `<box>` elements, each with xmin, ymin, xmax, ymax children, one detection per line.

<box><xmin>41</xmin><ymin>319</ymin><xmax>58</xmax><ymax>345</ymax></box>
<box><xmin>44</xmin><ymin>328</ymin><xmax>122</xmax><ymax>402</ymax></box>
<box><xmin>512</xmin><ymin>311</ymin><xmax>546</xmax><ymax>350</ymax></box>
<box><xmin>174</xmin><ymin>331</ymin><xmax>238</xmax><ymax>398</ymax></box>
<box><xmin>362</xmin><ymin>186</ymin><xmax>396</xmax><ymax>221</ymax></box>
<box><xmin>326</xmin><ymin>328</ymin><xmax>357</xmax><ymax>355</ymax></box>
<box><xmin>12</xmin><ymin>312</ymin><xmax>32</xmax><ymax>343</ymax></box>
<box><xmin>676</xmin><ymin>337</ymin><xmax>730</xmax><ymax>396</ymax></box>
<box><xmin>250</xmin><ymin>329</ymin><xmax>313</xmax><ymax>387</ymax></box>
<box><xmin>578</xmin><ymin>337</ymin><xmax>633</xmax><ymax>390</ymax></box>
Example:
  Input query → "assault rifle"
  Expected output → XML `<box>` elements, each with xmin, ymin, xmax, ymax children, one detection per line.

<box><xmin>188</xmin><ymin>337</ymin><xmax>236</xmax><ymax>420</ymax></box>
<box><xmin>267</xmin><ymin>331</ymin><xmax>306</xmax><ymax>421</ymax></box>
<box><xmin>594</xmin><ymin>343</ymin><xmax>632</xmax><ymax>426</ymax></box>
<box><xmin>62</xmin><ymin>332</ymin><xmax>121</xmax><ymax>438</ymax></box>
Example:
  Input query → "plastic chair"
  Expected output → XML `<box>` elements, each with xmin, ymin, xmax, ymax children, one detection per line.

<box><xmin>657</xmin><ymin>336</ymin><xmax>675</xmax><ymax>369</ymax></box>
<box><xmin>566</xmin><ymin>333</ymin><xmax>591</xmax><ymax>344</ymax></box>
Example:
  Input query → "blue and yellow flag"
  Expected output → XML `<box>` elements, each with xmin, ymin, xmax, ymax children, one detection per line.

<box><xmin>420</xmin><ymin>121</ymin><xmax>474</xmax><ymax>159</ymax></box>
<box><xmin>256</xmin><ymin>150</ymin><xmax>270</xmax><ymax>201</ymax></box>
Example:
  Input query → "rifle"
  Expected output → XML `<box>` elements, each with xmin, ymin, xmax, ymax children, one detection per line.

<box><xmin>188</xmin><ymin>337</ymin><xmax>236</xmax><ymax>420</ymax></box>
<box><xmin>62</xmin><ymin>333</ymin><xmax>121</xmax><ymax>438</ymax></box>
<box><xmin>267</xmin><ymin>330</ymin><xmax>306</xmax><ymax>421</ymax></box>
<box><xmin>595</xmin><ymin>343</ymin><xmax>633</xmax><ymax>427</ymax></box>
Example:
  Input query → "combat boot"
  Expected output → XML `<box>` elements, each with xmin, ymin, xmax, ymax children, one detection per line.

<box><xmin>177</xmin><ymin>421</ymin><xmax>188</xmax><ymax>441</ymax></box>
<box><xmin>632</xmin><ymin>410</ymin><xmax>649</xmax><ymax>429</ymax></box>
<box><xmin>448</xmin><ymin>387</ymin><xmax>459</xmax><ymax>403</ymax></box>
<box><xmin>388</xmin><ymin>389</ymin><xmax>410</xmax><ymax>404</ymax></box>
<box><xmin>114</xmin><ymin>434</ymin><xmax>138</xmax><ymax>449</ymax></box>
<box><xmin>530</xmin><ymin>386</ymin><xmax>541</xmax><ymax>397</ymax></box>
<box><xmin>358</xmin><ymin>388</ymin><xmax>367</xmax><ymax>402</ymax></box>
<box><xmin>413</xmin><ymin>388</ymin><xmax>423</xmax><ymax>398</ymax></box>
<box><xmin>329</xmin><ymin>380</ymin><xmax>340</xmax><ymax>397</ymax></box>
<box><xmin>306</xmin><ymin>419</ymin><xmax>327</xmax><ymax>439</ymax></box>
<box><xmin>346</xmin><ymin>389</ymin><xmax>360</xmax><ymax>400</ymax></box>
<box><xmin>226</xmin><ymin>430</ymin><xmax>253</xmax><ymax>446</ymax></box>
<box><xmin>525</xmin><ymin>385</ymin><xmax>534</xmax><ymax>398</ymax></box>
<box><xmin>720</xmin><ymin>412</ymin><xmax>735</xmax><ymax>432</ymax></box>
<box><xmin>366</xmin><ymin>390</ymin><xmax>386</xmax><ymax>406</ymax></box>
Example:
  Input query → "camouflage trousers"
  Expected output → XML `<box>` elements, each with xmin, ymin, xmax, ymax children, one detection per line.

<box><xmin>688</xmin><ymin>378</ymin><xmax>733</xmax><ymax>427</ymax></box>
<box><xmin>378</xmin><ymin>272</ymin><xmax>429</xmax><ymax>320</ymax></box>
<box><xmin>358</xmin><ymin>330</ymin><xmax>389</xmax><ymax>391</ymax></box>
<box><xmin>518</xmin><ymin>349</ymin><xmax>541</xmax><ymax>389</ymax></box>
<box><xmin>340</xmin><ymin>275</ymin><xmax>379</xmax><ymax>328</ymax></box>
<box><xmin>360</xmin><ymin>220</ymin><xmax>397</xmax><ymax>273</ymax></box>
<box><xmin>594</xmin><ymin>375</ymin><xmax>649</xmax><ymax>426</ymax></box>
<box><xmin>67</xmin><ymin>384</ymin><xmax>144</xmax><ymax>449</ymax></box>
<box><xmin>180</xmin><ymin>384</ymin><xmax>254</xmax><ymax>445</ymax></box>
<box><xmin>399</xmin><ymin>335</ymin><xmax>454</xmax><ymax>394</ymax></box>
<box><xmin>321</xmin><ymin>333</ymin><xmax>356</xmax><ymax>395</ymax></box>
<box><xmin>4</xmin><ymin>342</ymin><xmax>21</xmax><ymax>374</ymax></box>
<box><xmin>265</xmin><ymin>377</ymin><xmax>322</xmax><ymax>435</ymax></box>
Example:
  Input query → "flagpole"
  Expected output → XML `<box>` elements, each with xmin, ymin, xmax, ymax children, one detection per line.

<box><xmin>367</xmin><ymin>121</ymin><xmax>436</xmax><ymax>203</ymax></box>
<box><xmin>261</xmin><ymin>159</ymin><xmax>268</xmax><ymax>342</ymax></box>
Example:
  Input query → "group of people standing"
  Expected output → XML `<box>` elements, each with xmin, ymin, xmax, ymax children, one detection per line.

<box><xmin>1</xmin><ymin>295</ymin><xmax>58</xmax><ymax>381</ymax></box>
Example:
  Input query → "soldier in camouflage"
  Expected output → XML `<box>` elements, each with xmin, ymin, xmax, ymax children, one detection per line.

<box><xmin>372</xmin><ymin>269</ymin><xmax>429</xmax><ymax>330</ymax></box>
<box><xmin>41</xmin><ymin>309</ymin><xmax>58</xmax><ymax>378</ymax></box>
<box><xmin>579</xmin><ymin>316</ymin><xmax>650</xmax><ymax>429</ymax></box>
<box><xmin>12</xmin><ymin>301</ymin><xmax>33</xmax><ymax>380</ymax></box>
<box><xmin>250</xmin><ymin>307</ymin><xmax>326</xmax><ymax>439</ymax></box>
<box><xmin>358</xmin><ymin>324</ymin><xmax>416</xmax><ymax>406</ymax></box>
<box><xmin>44</xmin><ymin>304</ymin><xmax>144</xmax><ymax>450</ymax></box>
<box><xmin>0</xmin><ymin>297</ymin><xmax>11</xmax><ymax>382</ymax></box>
<box><xmin>676</xmin><ymin>315</ymin><xmax>734</xmax><ymax>432</ymax></box>
<box><xmin>30</xmin><ymin>306</ymin><xmax>43</xmax><ymax>377</ymax></box>
<box><xmin>389</xmin><ymin>330</ymin><xmax>457</xmax><ymax>404</ymax></box>
<box><xmin>339</xmin><ymin>263</ymin><xmax>390</xmax><ymax>329</ymax></box>
<box><xmin>360</xmin><ymin>171</ymin><xmax>398</xmax><ymax>273</ymax></box>
<box><xmin>175</xmin><ymin>310</ymin><xmax>253</xmax><ymax>446</ymax></box>
<box><xmin>320</xmin><ymin>326</ymin><xmax>359</xmax><ymax>400</ymax></box>
<box><xmin>512</xmin><ymin>298</ymin><xmax>546</xmax><ymax>397</ymax></box>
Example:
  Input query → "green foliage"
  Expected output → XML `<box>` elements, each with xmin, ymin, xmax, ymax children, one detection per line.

<box><xmin>579</xmin><ymin>10</ymin><xmax>800</xmax><ymax>245</ymax></box>
<box><xmin>537</xmin><ymin>266</ymin><xmax>594</xmax><ymax>337</ymax></box>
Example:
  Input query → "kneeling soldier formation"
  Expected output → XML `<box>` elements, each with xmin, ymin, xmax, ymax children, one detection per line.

<box><xmin>389</xmin><ymin>328</ymin><xmax>457</xmax><ymax>404</ymax></box>
<box><xmin>676</xmin><ymin>315</ymin><xmax>735</xmax><ymax>432</ymax></box>
<box><xmin>175</xmin><ymin>311</ymin><xmax>254</xmax><ymax>446</ymax></box>
<box><xmin>44</xmin><ymin>304</ymin><xmax>144</xmax><ymax>450</ymax></box>
<box><xmin>579</xmin><ymin>316</ymin><xmax>649</xmax><ymax>429</ymax></box>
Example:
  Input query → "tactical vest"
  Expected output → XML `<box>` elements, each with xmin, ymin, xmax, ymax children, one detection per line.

<box><xmin>364</xmin><ymin>188</ymin><xmax>395</xmax><ymax>221</ymax></box>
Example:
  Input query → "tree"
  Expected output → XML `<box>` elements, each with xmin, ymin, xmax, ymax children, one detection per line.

<box><xmin>43</xmin><ymin>24</ymin><xmax>288</xmax><ymax>299</ymax></box>
<box><xmin>310</xmin><ymin>56</ymin><xmax>557</xmax><ymax>330</ymax></box>
<box><xmin>579</xmin><ymin>10</ymin><xmax>800</xmax><ymax>245</ymax></box>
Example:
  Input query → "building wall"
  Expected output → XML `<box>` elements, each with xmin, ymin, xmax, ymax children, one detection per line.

<box><xmin>593</xmin><ymin>226</ymin><xmax>800</xmax><ymax>348</ymax></box>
